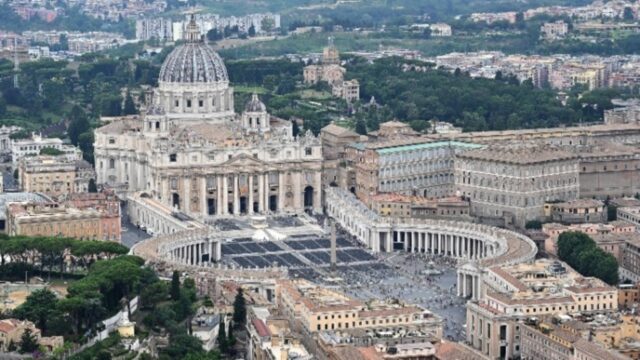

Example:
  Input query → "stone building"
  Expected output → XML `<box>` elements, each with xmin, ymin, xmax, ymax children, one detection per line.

<box><xmin>574</xmin><ymin>142</ymin><xmax>640</xmax><ymax>199</ymax></box>
<box><xmin>303</xmin><ymin>38</ymin><xmax>360</xmax><ymax>103</ymax></box>
<box><xmin>520</xmin><ymin>320</ymin><xmax>630</xmax><ymax>360</ymax></box>
<box><xmin>549</xmin><ymin>199</ymin><xmax>607</xmax><ymax>224</ymax></box>
<box><xmin>320</xmin><ymin>123</ymin><xmax>361</xmax><ymax>189</ymax></box>
<box><xmin>11</xmin><ymin>133</ymin><xmax>82</xmax><ymax>168</ymax></box>
<box><xmin>621</xmin><ymin>238</ymin><xmax>640</xmax><ymax>282</ymax></box>
<box><xmin>540</xmin><ymin>21</ymin><xmax>569</xmax><ymax>40</ymax></box>
<box><xmin>467</xmin><ymin>259</ymin><xmax>618</xmax><ymax>359</ymax></box>
<box><xmin>5</xmin><ymin>200</ymin><xmax>121</xmax><ymax>241</ymax></box>
<box><xmin>350</xmin><ymin>138</ymin><xmax>481</xmax><ymax>205</ymax></box>
<box><xmin>618</xmin><ymin>206</ymin><xmax>640</xmax><ymax>229</ymax></box>
<box><xmin>542</xmin><ymin>221</ymin><xmax>635</xmax><ymax>260</ymax></box>
<box><xmin>370</xmin><ymin>193</ymin><xmax>471</xmax><ymax>221</ymax></box>
<box><xmin>0</xmin><ymin>319</ymin><xmax>40</xmax><ymax>352</ymax></box>
<box><xmin>277</xmin><ymin>279</ymin><xmax>443</xmax><ymax>338</ymax></box>
<box><xmin>331</xmin><ymin>79</ymin><xmax>360</xmax><ymax>103</ymax></box>
<box><xmin>18</xmin><ymin>155</ymin><xmax>95</xmax><ymax>197</ymax></box>
<box><xmin>455</xmin><ymin>145</ymin><xmax>579</xmax><ymax>228</ymax></box>
<box><xmin>94</xmin><ymin>17</ymin><xmax>323</xmax><ymax>218</ymax></box>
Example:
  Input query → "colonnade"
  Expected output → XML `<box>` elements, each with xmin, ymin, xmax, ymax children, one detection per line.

<box><xmin>167</xmin><ymin>238</ymin><xmax>222</xmax><ymax>266</ymax></box>
<box><xmin>325</xmin><ymin>186</ymin><xmax>537</xmax><ymax>301</ymax></box>
<box><xmin>457</xmin><ymin>271</ymin><xmax>481</xmax><ymax>300</ymax></box>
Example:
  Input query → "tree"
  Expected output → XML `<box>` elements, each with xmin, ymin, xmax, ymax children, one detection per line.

<box><xmin>623</xmin><ymin>7</ymin><xmax>634</xmax><ymax>22</ymax></box>
<box><xmin>207</xmin><ymin>29</ymin><xmax>222</xmax><ymax>42</ymax></box>
<box><xmin>232</xmin><ymin>288</ymin><xmax>246</xmax><ymax>325</ymax></box>
<box><xmin>165</xmin><ymin>333</ymin><xmax>204</xmax><ymax>358</ymax></box>
<box><xmin>171</xmin><ymin>271</ymin><xmax>180</xmax><ymax>301</ymax></box>
<box><xmin>292</xmin><ymin>119</ymin><xmax>300</xmax><ymax>137</ymax></box>
<box><xmin>123</xmin><ymin>90</ymin><xmax>137</xmax><ymax>115</ymax></box>
<box><xmin>557</xmin><ymin>232</ymin><xmax>618</xmax><ymax>285</ymax></box>
<box><xmin>19</xmin><ymin>328</ymin><xmax>38</xmax><ymax>354</ymax></box>
<box><xmin>227</xmin><ymin>320</ymin><xmax>236</xmax><ymax>350</ymax></box>
<box><xmin>525</xmin><ymin>220</ymin><xmax>542</xmax><ymax>230</ymax></box>
<box><xmin>355</xmin><ymin>119</ymin><xmax>367</xmax><ymax>135</ymax></box>
<box><xmin>409</xmin><ymin>119</ymin><xmax>428</xmax><ymax>133</ymax></box>
<box><xmin>217</xmin><ymin>319</ymin><xmax>227</xmax><ymax>353</ymax></box>
<box><xmin>261</xmin><ymin>18</ymin><xmax>275</xmax><ymax>33</ymax></box>
<box><xmin>88</xmin><ymin>179</ymin><xmax>98</xmax><ymax>193</ymax></box>
<box><xmin>67</xmin><ymin>105</ymin><xmax>90</xmax><ymax>146</ymax></box>
<box><xmin>14</xmin><ymin>288</ymin><xmax>58</xmax><ymax>333</ymax></box>
<box><xmin>248</xmin><ymin>25</ymin><xmax>256</xmax><ymax>37</ymax></box>
<box><xmin>607</xmin><ymin>204</ymin><xmax>618</xmax><ymax>221</ymax></box>
<box><xmin>140</xmin><ymin>281</ymin><xmax>168</xmax><ymax>309</ymax></box>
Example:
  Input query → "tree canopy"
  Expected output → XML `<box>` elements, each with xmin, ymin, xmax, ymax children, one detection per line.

<box><xmin>557</xmin><ymin>232</ymin><xmax>619</xmax><ymax>285</ymax></box>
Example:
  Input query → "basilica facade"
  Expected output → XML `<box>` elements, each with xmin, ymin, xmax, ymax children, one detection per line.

<box><xmin>94</xmin><ymin>17</ymin><xmax>323</xmax><ymax>218</ymax></box>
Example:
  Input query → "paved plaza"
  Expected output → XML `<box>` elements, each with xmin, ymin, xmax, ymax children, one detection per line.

<box><xmin>327</xmin><ymin>252</ymin><xmax>467</xmax><ymax>341</ymax></box>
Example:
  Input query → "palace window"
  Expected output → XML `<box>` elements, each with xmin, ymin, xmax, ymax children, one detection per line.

<box><xmin>169</xmin><ymin>154</ymin><xmax>177</xmax><ymax>162</ymax></box>
<box><xmin>175</xmin><ymin>100</ymin><xmax>179</xmax><ymax>107</ymax></box>
<box><xmin>305</xmin><ymin>147</ymin><xmax>312</xmax><ymax>156</ymax></box>
<box><xmin>187</xmin><ymin>100</ymin><xmax>192</xmax><ymax>108</ymax></box>
<box><xmin>199</xmin><ymin>100</ymin><xmax>203</xmax><ymax>107</ymax></box>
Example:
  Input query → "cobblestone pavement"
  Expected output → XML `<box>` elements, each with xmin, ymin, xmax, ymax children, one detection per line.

<box><xmin>330</xmin><ymin>252</ymin><xmax>467</xmax><ymax>341</ymax></box>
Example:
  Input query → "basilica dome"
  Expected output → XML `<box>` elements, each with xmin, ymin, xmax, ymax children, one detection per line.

<box><xmin>158</xmin><ymin>16</ymin><xmax>229</xmax><ymax>84</ymax></box>
<box><xmin>159</xmin><ymin>44</ymin><xmax>228</xmax><ymax>84</ymax></box>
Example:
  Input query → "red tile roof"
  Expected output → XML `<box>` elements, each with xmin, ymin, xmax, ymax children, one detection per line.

<box><xmin>252</xmin><ymin>318</ymin><xmax>270</xmax><ymax>337</ymax></box>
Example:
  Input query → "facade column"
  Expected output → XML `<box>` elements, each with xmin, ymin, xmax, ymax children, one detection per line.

<box><xmin>293</xmin><ymin>171</ymin><xmax>301</xmax><ymax>211</ymax></box>
<box><xmin>183</xmin><ymin>178</ymin><xmax>190</xmax><ymax>213</ymax></box>
<box><xmin>248</xmin><ymin>174</ymin><xmax>254</xmax><ymax>215</ymax></box>
<box><xmin>186</xmin><ymin>245</ymin><xmax>191</xmax><ymax>265</ymax></box>
<box><xmin>403</xmin><ymin>232</ymin><xmax>408</xmax><ymax>252</ymax></box>
<box><xmin>200</xmin><ymin>176</ymin><xmax>207</xmax><ymax>217</ymax></box>
<box><xmin>278</xmin><ymin>172</ymin><xmax>286</xmax><ymax>212</ymax></box>
<box><xmin>216</xmin><ymin>176</ymin><xmax>223</xmax><ymax>215</ymax></box>
<box><xmin>233</xmin><ymin>174</ymin><xmax>240</xmax><ymax>215</ymax></box>
<box><xmin>265</xmin><ymin>173</ymin><xmax>271</xmax><ymax>212</ymax></box>
<box><xmin>457</xmin><ymin>273</ymin><xmax>463</xmax><ymax>296</ymax></box>
<box><xmin>258</xmin><ymin>174</ymin><xmax>265</xmax><ymax>213</ymax></box>
<box><xmin>314</xmin><ymin>171</ymin><xmax>322</xmax><ymax>212</ymax></box>
<box><xmin>222</xmin><ymin>175</ymin><xmax>229</xmax><ymax>215</ymax></box>
<box><xmin>386</xmin><ymin>231</ymin><xmax>393</xmax><ymax>253</ymax></box>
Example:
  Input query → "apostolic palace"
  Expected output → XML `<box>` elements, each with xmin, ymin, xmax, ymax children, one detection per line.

<box><xmin>94</xmin><ymin>17</ymin><xmax>323</xmax><ymax>218</ymax></box>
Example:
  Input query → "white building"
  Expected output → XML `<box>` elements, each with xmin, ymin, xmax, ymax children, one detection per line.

<box><xmin>11</xmin><ymin>133</ymin><xmax>82</xmax><ymax>168</ymax></box>
<box><xmin>94</xmin><ymin>16</ymin><xmax>323</xmax><ymax>219</ymax></box>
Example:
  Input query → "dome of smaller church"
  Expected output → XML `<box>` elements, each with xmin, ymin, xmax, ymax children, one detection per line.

<box><xmin>245</xmin><ymin>93</ymin><xmax>266</xmax><ymax>112</ymax></box>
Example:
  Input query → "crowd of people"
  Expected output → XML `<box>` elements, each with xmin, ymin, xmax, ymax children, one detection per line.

<box><xmin>330</xmin><ymin>252</ymin><xmax>468</xmax><ymax>341</ymax></box>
